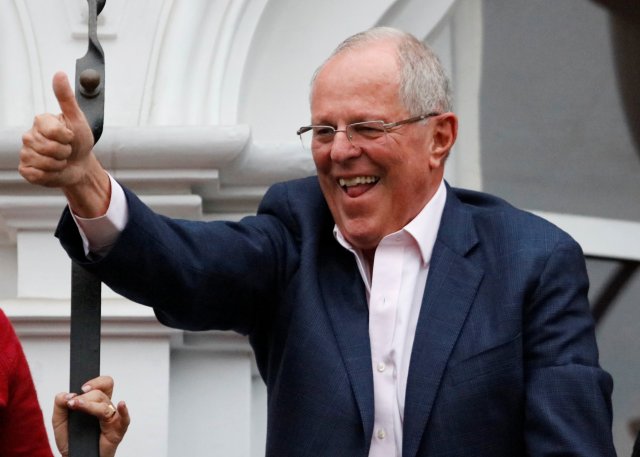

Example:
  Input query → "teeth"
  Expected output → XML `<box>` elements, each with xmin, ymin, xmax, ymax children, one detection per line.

<box><xmin>339</xmin><ymin>176</ymin><xmax>379</xmax><ymax>187</ymax></box>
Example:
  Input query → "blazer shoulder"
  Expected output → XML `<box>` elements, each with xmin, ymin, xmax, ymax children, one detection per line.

<box><xmin>449</xmin><ymin>186</ymin><xmax>578</xmax><ymax>250</ymax></box>
<box><xmin>261</xmin><ymin>176</ymin><xmax>325</xmax><ymax>209</ymax></box>
<box><xmin>259</xmin><ymin>176</ymin><xmax>334</xmax><ymax>239</ymax></box>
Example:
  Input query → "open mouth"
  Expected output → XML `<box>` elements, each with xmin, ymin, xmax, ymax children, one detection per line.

<box><xmin>338</xmin><ymin>176</ymin><xmax>380</xmax><ymax>197</ymax></box>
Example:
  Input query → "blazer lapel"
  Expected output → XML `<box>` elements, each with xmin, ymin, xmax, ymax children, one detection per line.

<box><xmin>402</xmin><ymin>189</ymin><xmax>484</xmax><ymax>457</ymax></box>
<box><xmin>319</xmin><ymin>236</ymin><xmax>375</xmax><ymax>449</ymax></box>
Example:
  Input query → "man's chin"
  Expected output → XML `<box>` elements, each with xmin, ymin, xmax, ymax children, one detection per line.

<box><xmin>340</xmin><ymin>225</ymin><xmax>381</xmax><ymax>252</ymax></box>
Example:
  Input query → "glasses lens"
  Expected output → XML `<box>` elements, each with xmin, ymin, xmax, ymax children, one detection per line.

<box><xmin>299</xmin><ymin>126</ymin><xmax>335</xmax><ymax>152</ymax></box>
<box><xmin>298</xmin><ymin>122</ymin><xmax>387</xmax><ymax>151</ymax></box>
<box><xmin>348</xmin><ymin>121</ymin><xmax>386</xmax><ymax>148</ymax></box>
<box><xmin>299</xmin><ymin>130</ymin><xmax>313</xmax><ymax>151</ymax></box>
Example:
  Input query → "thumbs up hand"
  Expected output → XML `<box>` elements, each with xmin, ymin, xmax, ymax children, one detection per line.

<box><xmin>20</xmin><ymin>72</ymin><xmax>94</xmax><ymax>187</ymax></box>
<box><xmin>20</xmin><ymin>72</ymin><xmax>110</xmax><ymax>217</ymax></box>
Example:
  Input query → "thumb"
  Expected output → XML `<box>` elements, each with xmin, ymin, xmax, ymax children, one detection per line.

<box><xmin>52</xmin><ymin>392</ymin><xmax>71</xmax><ymax>456</ymax></box>
<box><xmin>52</xmin><ymin>71</ymin><xmax>84</xmax><ymax>122</ymax></box>
<box><xmin>52</xmin><ymin>392</ymin><xmax>71</xmax><ymax>429</ymax></box>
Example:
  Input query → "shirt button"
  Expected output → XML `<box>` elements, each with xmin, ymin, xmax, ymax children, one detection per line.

<box><xmin>377</xmin><ymin>428</ymin><xmax>386</xmax><ymax>440</ymax></box>
<box><xmin>377</xmin><ymin>362</ymin><xmax>386</xmax><ymax>372</ymax></box>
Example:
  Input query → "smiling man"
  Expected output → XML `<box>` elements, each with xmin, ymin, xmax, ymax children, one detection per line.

<box><xmin>307</xmin><ymin>34</ymin><xmax>456</xmax><ymax>266</ymax></box>
<box><xmin>20</xmin><ymin>27</ymin><xmax>615</xmax><ymax>457</ymax></box>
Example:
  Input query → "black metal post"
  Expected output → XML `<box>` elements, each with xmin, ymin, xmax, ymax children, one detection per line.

<box><xmin>69</xmin><ymin>264</ymin><xmax>102</xmax><ymax>456</ymax></box>
<box><xmin>68</xmin><ymin>1</ymin><xmax>106</xmax><ymax>455</ymax></box>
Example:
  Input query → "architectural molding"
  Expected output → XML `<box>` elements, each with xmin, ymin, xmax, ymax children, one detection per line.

<box><xmin>3</xmin><ymin>298</ymin><xmax>170</xmax><ymax>337</ymax></box>
<box><xmin>0</xmin><ymin>124</ymin><xmax>315</xmax><ymax>244</ymax></box>
<box><xmin>532</xmin><ymin>211</ymin><xmax>640</xmax><ymax>261</ymax></box>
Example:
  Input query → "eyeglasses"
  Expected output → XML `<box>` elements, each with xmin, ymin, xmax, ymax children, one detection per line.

<box><xmin>296</xmin><ymin>112</ymin><xmax>440</xmax><ymax>152</ymax></box>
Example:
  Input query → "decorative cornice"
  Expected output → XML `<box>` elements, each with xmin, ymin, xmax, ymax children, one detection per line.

<box><xmin>3</xmin><ymin>298</ymin><xmax>253</xmax><ymax>354</ymax></box>
<box><xmin>0</xmin><ymin>125</ymin><xmax>315</xmax><ymax>243</ymax></box>
<box><xmin>0</xmin><ymin>194</ymin><xmax>203</xmax><ymax>231</ymax></box>
<box><xmin>3</xmin><ymin>297</ymin><xmax>171</xmax><ymax>337</ymax></box>
<box><xmin>0</xmin><ymin>125</ymin><xmax>248</xmax><ymax>181</ymax></box>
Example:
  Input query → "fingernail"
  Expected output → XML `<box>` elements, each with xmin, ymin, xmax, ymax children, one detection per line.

<box><xmin>81</xmin><ymin>384</ymin><xmax>92</xmax><ymax>392</ymax></box>
<box><xmin>65</xmin><ymin>393</ymin><xmax>76</xmax><ymax>401</ymax></box>
<box><xmin>67</xmin><ymin>399</ymin><xmax>76</xmax><ymax>408</ymax></box>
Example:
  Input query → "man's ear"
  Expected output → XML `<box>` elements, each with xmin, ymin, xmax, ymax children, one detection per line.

<box><xmin>429</xmin><ymin>113</ymin><xmax>458</xmax><ymax>168</ymax></box>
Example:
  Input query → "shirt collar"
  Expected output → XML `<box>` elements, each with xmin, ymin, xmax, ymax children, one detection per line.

<box><xmin>333</xmin><ymin>180</ymin><xmax>447</xmax><ymax>267</ymax></box>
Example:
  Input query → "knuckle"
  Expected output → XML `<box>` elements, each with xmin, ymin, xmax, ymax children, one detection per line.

<box><xmin>19</xmin><ymin>166</ymin><xmax>42</xmax><ymax>184</ymax></box>
<box><xmin>34</xmin><ymin>114</ymin><xmax>72</xmax><ymax>143</ymax></box>
<box><xmin>19</xmin><ymin>146</ymin><xmax>31</xmax><ymax>162</ymax></box>
<box><xmin>39</xmin><ymin>123</ymin><xmax>59</xmax><ymax>140</ymax></box>
<box><xmin>21</xmin><ymin>131</ymin><xmax>34</xmax><ymax>146</ymax></box>
<box><xmin>39</xmin><ymin>141</ymin><xmax>70</xmax><ymax>160</ymax></box>
<box><xmin>17</xmin><ymin>165</ymin><xmax>29</xmax><ymax>180</ymax></box>
<box><xmin>36</xmin><ymin>141</ymin><xmax>57</xmax><ymax>156</ymax></box>
<box><xmin>33</xmin><ymin>113</ymin><xmax>46</xmax><ymax>125</ymax></box>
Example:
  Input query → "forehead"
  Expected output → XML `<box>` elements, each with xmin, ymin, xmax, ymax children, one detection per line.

<box><xmin>310</xmin><ymin>41</ymin><xmax>406</xmax><ymax>122</ymax></box>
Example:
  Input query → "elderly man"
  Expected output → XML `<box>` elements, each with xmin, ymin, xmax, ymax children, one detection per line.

<box><xmin>20</xmin><ymin>27</ymin><xmax>614</xmax><ymax>456</ymax></box>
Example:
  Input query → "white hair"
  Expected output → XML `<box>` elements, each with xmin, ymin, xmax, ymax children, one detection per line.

<box><xmin>310</xmin><ymin>27</ymin><xmax>453</xmax><ymax>114</ymax></box>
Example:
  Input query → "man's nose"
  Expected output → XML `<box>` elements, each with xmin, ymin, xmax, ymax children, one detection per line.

<box><xmin>330</xmin><ymin>130</ymin><xmax>360</xmax><ymax>162</ymax></box>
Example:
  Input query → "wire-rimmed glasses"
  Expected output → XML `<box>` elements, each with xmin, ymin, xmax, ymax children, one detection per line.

<box><xmin>296</xmin><ymin>112</ymin><xmax>440</xmax><ymax>152</ymax></box>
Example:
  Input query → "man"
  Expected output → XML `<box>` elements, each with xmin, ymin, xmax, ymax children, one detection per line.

<box><xmin>20</xmin><ymin>27</ymin><xmax>615</xmax><ymax>456</ymax></box>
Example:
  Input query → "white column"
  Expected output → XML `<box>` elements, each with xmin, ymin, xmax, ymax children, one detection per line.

<box><xmin>168</xmin><ymin>331</ymin><xmax>265</xmax><ymax>457</ymax></box>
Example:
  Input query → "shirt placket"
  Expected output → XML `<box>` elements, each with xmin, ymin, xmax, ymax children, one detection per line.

<box><xmin>368</xmin><ymin>239</ymin><xmax>404</xmax><ymax>457</ymax></box>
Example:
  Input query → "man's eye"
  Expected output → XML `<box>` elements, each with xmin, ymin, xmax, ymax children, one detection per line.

<box><xmin>352</xmin><ymin>124</ymin><xmax>385</xmax><ymax>137</ymax></box>
<box><xmin>314</xmin><ymin>127</ymin><xmax>335</xmax><ymax>137</ymax></box>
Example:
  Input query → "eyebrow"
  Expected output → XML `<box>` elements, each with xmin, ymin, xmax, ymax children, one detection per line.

<box><xmin>311</xmin><ymin>114</ymin><xmax>390</xmax><ymax>125</ymax></box>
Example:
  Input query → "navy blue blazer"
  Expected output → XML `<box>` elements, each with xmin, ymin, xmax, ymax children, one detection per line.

<box><xmin>56</xmin><ymin>177</ymin><xmax>615</xmax><ymax>456</ymax></box>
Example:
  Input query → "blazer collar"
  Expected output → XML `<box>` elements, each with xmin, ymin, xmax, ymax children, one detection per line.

<box><xmin>319</xmin><ymin>233</ymin><xmax>375</xmax><ymax>450</ymax></box>
<box><xmin>403</xmin><ymin>184</ymin><xmax>484</xmax><ymax>457</ymax></box>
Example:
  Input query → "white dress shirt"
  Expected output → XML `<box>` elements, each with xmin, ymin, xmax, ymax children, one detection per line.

<box><xmin>333</xmin><ymin>180</ymin><xmax>446</xmax><ymax>457</ymax></box>
<box><xmin>72</xmin><ymin>176</ymin><xmax>447</xmax><ymax>457</ymax></box>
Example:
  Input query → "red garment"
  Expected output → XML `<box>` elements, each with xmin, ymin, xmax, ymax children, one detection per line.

<box><xmin>0</xmin><ymin>309</ymin><xmax>53</xmax><ymax>456</ymax></box>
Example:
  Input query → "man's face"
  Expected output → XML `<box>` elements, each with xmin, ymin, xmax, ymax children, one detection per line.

<box><xmin>310</xmin><ymin>42</ymin><xmax>447</xmax><ymax>253</ymax></box>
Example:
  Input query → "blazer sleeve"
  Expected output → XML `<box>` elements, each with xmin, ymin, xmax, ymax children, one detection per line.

<box><xmin>522</xmin><ymin>234</ymin><xmax>615</xmax><ymax>456</ymax></box>
<box><xmin>55</xmin><ymin>183</ymin><xmax>300</xmax><ymax>335</ymax></box>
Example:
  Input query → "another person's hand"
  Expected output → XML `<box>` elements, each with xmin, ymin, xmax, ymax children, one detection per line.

<box><xmin>52</xmin><ymin>375</ymin><xmax>130</xmax><ymax>457</ymax></box>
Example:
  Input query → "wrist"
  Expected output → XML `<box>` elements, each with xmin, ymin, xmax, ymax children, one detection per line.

<box><xmin>63</xmin><ymin>156</ymin><xmax>111</xmax><ymax>218</ymax></box>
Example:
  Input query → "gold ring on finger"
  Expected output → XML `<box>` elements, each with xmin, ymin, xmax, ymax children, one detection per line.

<box><xmin>105</xmin><ymin>403</ymin><xmax>117</xmax><ymax>419</ymax></box>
